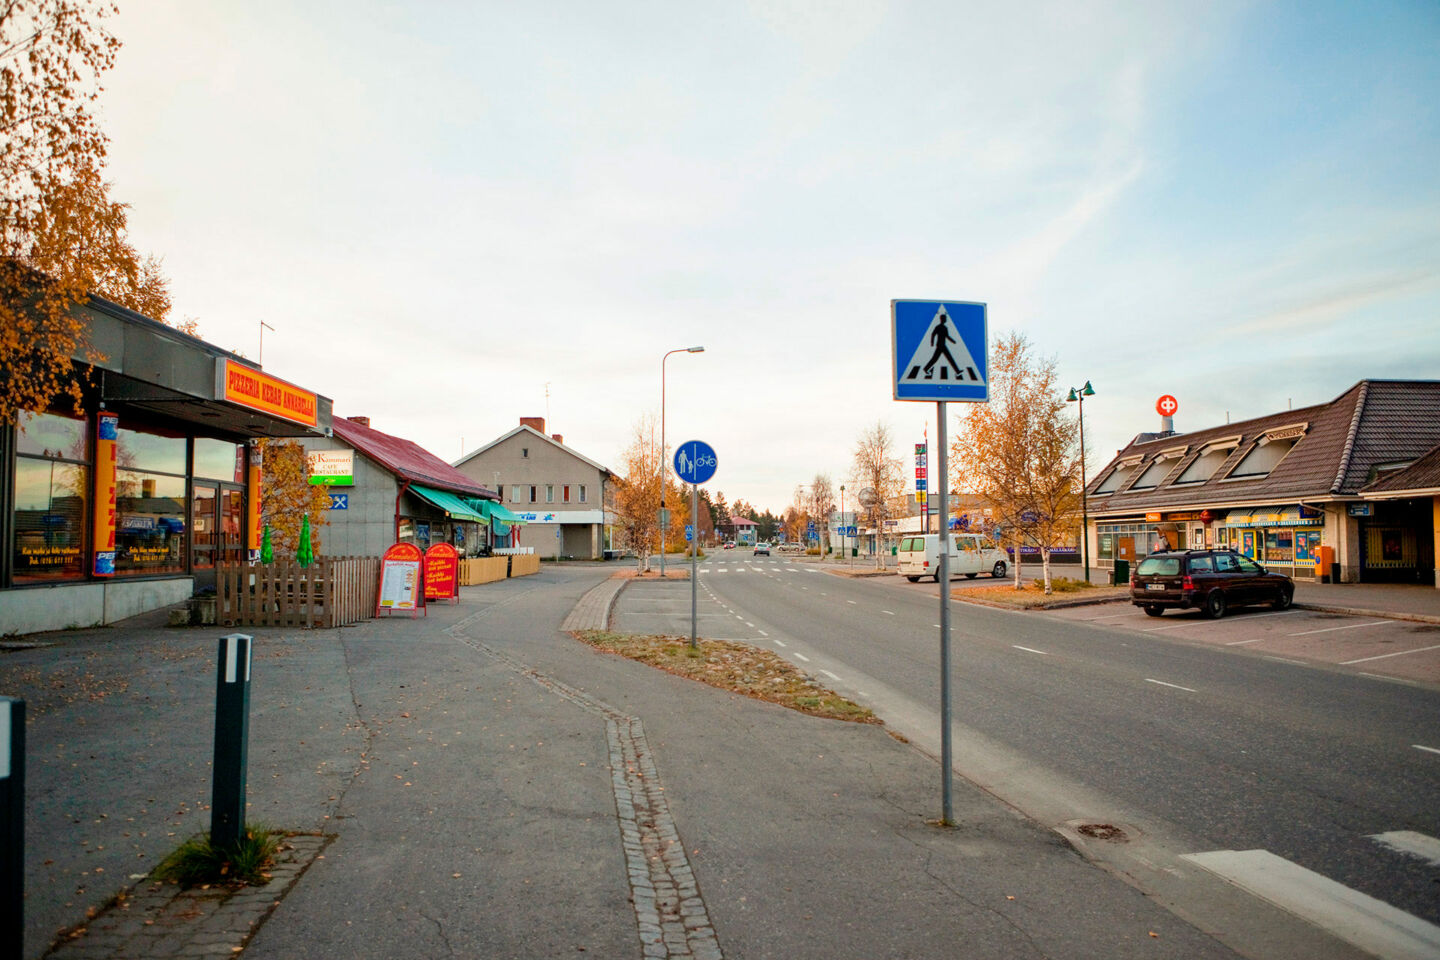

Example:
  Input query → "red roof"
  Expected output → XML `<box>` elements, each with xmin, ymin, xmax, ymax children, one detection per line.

<box><xmin>331</xmin><ymin>417</ymin><xmax>494</xmax><ymax>497</ymax></box>
<box><xmin>729</xmin><ymin>516</ymin><xmax>757</xmax><ymax>526</ymax></box>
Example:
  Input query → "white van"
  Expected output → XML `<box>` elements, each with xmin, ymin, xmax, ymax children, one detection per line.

<box><xmin>897</xmin><ymin>533</ymin><xmax>1008</xmax><ymax>582</ymax></box>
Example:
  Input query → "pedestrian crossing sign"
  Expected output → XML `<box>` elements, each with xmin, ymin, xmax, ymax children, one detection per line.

<box><xmin>891</xmin><ymin>299</ymin><xmax>988</xmax><ymax>402</ymax></box>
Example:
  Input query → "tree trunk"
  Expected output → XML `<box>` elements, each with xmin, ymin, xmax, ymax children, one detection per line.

<box><xmin>1041</xmin><ymin>547</ymin><xmax>1052</xmax><ymax>594</ymax></box>
<box><xmin>1013</xmin><ymin>536</ymin><xmax>1024</xmax><ymax>589</ymax></box>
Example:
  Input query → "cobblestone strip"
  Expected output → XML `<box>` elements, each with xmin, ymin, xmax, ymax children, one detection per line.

<box><xmin>43</xmin><ymin>833</ymin><xmax>330</xmax><ymax>960</ymax></box>
<box><xmin>560</xmin><ymin>576</ymin><xmax>627</xmax><ymax>633</ymax></box>
<box><xmin>449</xmin><ymin>611</ymin><xmax>722</xmax><ymax>959</ymax></box>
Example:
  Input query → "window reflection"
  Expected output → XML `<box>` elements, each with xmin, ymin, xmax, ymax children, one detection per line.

<box><xmin>115</xmin><ymin>470</ymin><xmax>187</xmax><ymax>574</ymax></box>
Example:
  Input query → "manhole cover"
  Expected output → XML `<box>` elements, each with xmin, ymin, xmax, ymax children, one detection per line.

<box><xmin>1077</xmin><ymin>823</ymin><xmax>1127</xmax><ymax>842</ymax></box>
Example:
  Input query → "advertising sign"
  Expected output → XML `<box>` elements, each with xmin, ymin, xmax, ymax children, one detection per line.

<box><xmin>215</xmin><ymin>358</ymin><xmax>319</xmax><ymax>428</ymax></box>
<box><xmin>377</xmin><ymin>541</ymin><xmax>424</xmax><ymax>614</ymax></box>
<box><xmin>307</xmin><ymin>449</ymin><xmax>354</xmax><ymax>485</ymax></box>
<box><xmin>424</xmin><ymin>542</ymin><xmax>459</xmax><ymax>602</ymax></box>
<box><xmin>246</xmin><ymin>448</ymin><xmax>262</xmax><ymax>561</ymax></box>
<box><xmin>1156</xmin><ymin>395</ymin><xmax>1179</xmax><ymax>417</ymax></box>
<box><xmin>92</xmin><ymin>411</ymin><xmax>118</xmax><ymax>576</ymax></box>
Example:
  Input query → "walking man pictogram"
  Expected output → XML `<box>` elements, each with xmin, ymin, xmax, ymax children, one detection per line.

<box><xmin>923</xmin><ymin>315</ymin><xmax>961</xmax><ymax>380</ymax></box>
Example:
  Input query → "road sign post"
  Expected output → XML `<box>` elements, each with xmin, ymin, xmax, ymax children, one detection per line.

<box><xmin>211</xmin><ymin>634</ymin><xmax>253</xmax><ymax>849</ymax></box>
<box><xmin>674</xmin><ymin>441</ymin><xmax>718</xmax><ymax>650</ymax></box>
<box><xmin>891</xmin><ymin>298</ymin><xmax>988</xmax><ymax>827</ymax></box>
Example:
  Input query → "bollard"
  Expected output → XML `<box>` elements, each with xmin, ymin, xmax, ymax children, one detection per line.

<box><xmin>2</xmin><ymin>697</ymin><xmax>25</xmax><ymax>958</ymax></box>
<box><xmin>211</xmin><ymin>635</ymin><xmax>253</xmax><ymax>849</ymax></box>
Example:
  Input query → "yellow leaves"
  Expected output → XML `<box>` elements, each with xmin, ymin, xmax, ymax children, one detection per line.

<box><xmin>258</xmin><ymin>439</ymin><xmax>329</xmax><ymax>556</ymax></box>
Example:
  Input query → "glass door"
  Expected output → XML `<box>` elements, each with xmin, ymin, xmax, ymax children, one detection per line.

<box><xmin>219</xmin><ymin>487</ymin><xmax>245</xmax><ymax>564</ymax></box>
<box><xmin>192</xmin><ymin>483</ymin><xmax>218</xmax><ymax>573</ymax></box>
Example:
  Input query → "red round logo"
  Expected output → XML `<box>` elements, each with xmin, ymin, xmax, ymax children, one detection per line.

<box><xmin>1156</xmin><ymin>395</ymin><xmax>1179</xmax><ymax>417</ymax></box>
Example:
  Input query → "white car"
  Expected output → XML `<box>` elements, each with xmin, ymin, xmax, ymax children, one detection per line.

<box><xmin>897</xmin><ymin>533</ymin><xmax>1007</xmax><ymax>582</ymax></box>
<box><xmin>754</xmin><ymin>542</ymin><xmax>771</xmax><ymax>557</ymax></box>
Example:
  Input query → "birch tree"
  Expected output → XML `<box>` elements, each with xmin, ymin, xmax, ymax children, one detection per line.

<box><xmin>613</xmin><ymin>415</ymin><xmax>664</xmax><ymax>571</ymax></box>
<box><xmin>851</xmin><ymin>421</ymin><xmax>905</xmax><ymax>567</ymax></box>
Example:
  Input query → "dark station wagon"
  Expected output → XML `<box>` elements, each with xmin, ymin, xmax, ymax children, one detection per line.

<box><xmin>1131</xmin><ymin>548</ymin><xmax>1294</xmax><ymax>619</ymax></box>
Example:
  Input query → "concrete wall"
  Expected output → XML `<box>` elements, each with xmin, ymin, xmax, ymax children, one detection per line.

<box><xmin>1</xmin><ymin>577</ymin><xmax>192</xmax><ymax>637</ymax></box>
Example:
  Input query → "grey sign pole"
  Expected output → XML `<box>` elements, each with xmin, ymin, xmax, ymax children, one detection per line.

<box><xmin>211</xmin><ymin>634</ymin><xmax>253</xmax><ymax>848</ymax></box>
<box><xmin>690</xmin><ymin>481</ymin><xmax>699</xmax><ymax>649</ymax></box>
<box><xmin>1</xmin><ymin>697</ymin><xmax>25</xmax><ymax>958</ymax></box>
<box><xmin>937</xmin><ymin>402</ymin><xmax>954</xmax><ymax>825</ymax></box>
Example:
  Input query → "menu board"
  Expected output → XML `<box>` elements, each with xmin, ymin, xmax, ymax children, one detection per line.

<box><xmin>424</xmin><ymin>542</ymin><xmax>459</xmax><ymax>601</ymax></box>
<box><xmin>377</xmin><ymin>542</ymin><xmax>424</xmax><ymax>613</ymax></box>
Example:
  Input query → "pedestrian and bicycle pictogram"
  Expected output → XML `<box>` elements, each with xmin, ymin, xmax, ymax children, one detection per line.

<box><xmin>891</xmin><ymin>299</ymin><xmax>988</xmax><ymax>401</ymax></box>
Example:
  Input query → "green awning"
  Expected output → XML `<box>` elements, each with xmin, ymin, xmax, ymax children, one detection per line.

<box><xmin>485</xmin><ymin>501</ymin><xmax>524</xmax><ymax>524</ymax></box>
<box><xmin>410</xmin><ymin>484</ymin><xmax>487</xmax><ymax>523</ymax></box>
<box><xmin>460</xmin><ymin>498</ymin><xmax>526</xmax><ymax>534</ymax></box>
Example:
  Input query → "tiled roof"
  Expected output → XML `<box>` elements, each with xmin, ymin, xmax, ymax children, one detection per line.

<box><xmin>332</xmin><ymin>417</ymin><xmax>495</xmax><ymax>497</ymax></box>
<box><xmin>730</xmin><ymin>516</ymin><xmax>757</xmax><ymax>526</ymax></box>
<box><xmin>1085</xmin><ymin>380</ymin><xmax>1440</xmax><ymax>515</ymax></box>
<box><xmin>454</xmin><ymin>425</ymin><xmax>613</xmax><ymax>477</ymax></box>
<box><xmin>1361</xmin><ymin>443</ymin><xmax>1440</xmax><ymax>495</ymax></box>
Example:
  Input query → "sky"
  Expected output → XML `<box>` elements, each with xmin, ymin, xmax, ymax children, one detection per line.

<box><xmin>97</xmin><ymin>0</ymin><xmax>1440</xmax><ymax>513</ymax></box>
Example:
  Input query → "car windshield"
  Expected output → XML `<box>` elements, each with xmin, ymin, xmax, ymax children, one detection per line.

<box><xmin>1136</xmin><ymin>557</ymin><xmax>1181</xmax><ymax>576</ymax></box>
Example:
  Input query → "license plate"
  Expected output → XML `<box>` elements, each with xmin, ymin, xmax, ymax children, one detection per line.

<box><xmin>1146</xmin><ymin>583</ymin><xmax>1165</xmax><ymax>591</ymax></box>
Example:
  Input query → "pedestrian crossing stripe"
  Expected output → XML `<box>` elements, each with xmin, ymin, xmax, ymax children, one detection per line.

<box><xmin>899</xmin><ymin>304</ymin><xmax>985</xmax><ymax>385</ymax></box>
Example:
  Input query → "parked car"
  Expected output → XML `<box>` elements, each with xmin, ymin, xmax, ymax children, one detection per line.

<box><xmin>1131</xmin><ymin>548</ymin><xmax>1293</xmax><ymax>618</ymax></box>
<box><xmin>754</xmin><ymin>542</ymin><xmax>771</xmax><ymax>556</ymax></box>
<box><xmin>897</xmin><ymin>533</ymin><xmax>1008</xmax><ymax>582</ymax></box>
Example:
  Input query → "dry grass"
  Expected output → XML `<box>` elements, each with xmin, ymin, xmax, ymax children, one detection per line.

<box><xmin>958</xmin><ymin>578</ymin><xmax>1129</xmax><ymax>609</ymax></box>
<box><xmin>573</xmin><ymin>630</ymin><xmax>878</xmax><ymax>724</ymax></box>
<box><xmin>611</xmin><ymin>567</ymin><xmax>692</xmax><ymax>580</ymax></box>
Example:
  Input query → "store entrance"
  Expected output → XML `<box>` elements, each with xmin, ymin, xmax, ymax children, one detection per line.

<box><xmin>192</xmin><ymin>483</ymin><xmax>245</xmax><ymax>592</ymax></box>
<box><xmin>1360</xmin><ymin>498</ymin><xmax>1436</xmax><ymax>584</ymax></box>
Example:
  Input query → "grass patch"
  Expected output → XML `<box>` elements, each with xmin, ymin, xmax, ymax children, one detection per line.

<box><xmin>573</xmin><ymin>630</ymin><xmax>878</xmax><ymax>724</ymax></box>
<box><xmin>153</xmin><ymin>825</ymin><xmax>281</xmax><ymax>888</ymax></box>
<box><xmin>959</xmin><ymin>579</ymin><xmax>1129</xmax><ymax>608</ymax></box>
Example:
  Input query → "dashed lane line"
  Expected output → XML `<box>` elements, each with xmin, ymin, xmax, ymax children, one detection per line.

<box><xmin>1369</xmin><ymin>831</ymin><xmax>1440</xmax><ymax>867</ymax></box>
<box><xmin>1413</xmin><ymin>744</ymin><xmax>1440</xmax><ymax>756</ymax></box>
<box><xmin>821</xmin><ymin>669</ymin><xmax>842</xmax><ymax>681</ymax></box>
<box><xmin>793</xmin><ymin>652</ymin><xmax>810</xmax><ymax>662</ymax></box>
<box><xmin>1144</xmin><ymin>678</ymin><xmax>1197</xmax><ymax>693</ymax></box>
<box><xmin>883</xmin><ymin>610</ymin><xmax>895</xmax><ymax>616</ymax></box>
<box><xmin>1341</xmin><ymin>643</ymin><xmax>1440</xmax><ymax>665</ymax></box>
<box><xmin>772</xmin><ymin>639</ymin><xmax>787</xmax><ymax>648</ymax></box>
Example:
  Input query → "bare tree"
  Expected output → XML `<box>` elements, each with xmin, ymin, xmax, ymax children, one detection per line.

<box><xmin>852</xmin><ymin>422</ymin><xmax>906</xmax><ymax>567</ymax></box>
<box><xmin>951</xmin><ymin>333</ymin><xmax>1081</xmax><ymax>593</ymax></box>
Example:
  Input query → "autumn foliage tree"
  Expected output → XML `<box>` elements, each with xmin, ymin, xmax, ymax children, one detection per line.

<box><xmin>258</xmin><ymin>439</ymin><xmax>330</xmax><ymax>557</ymax></box>
<box><xmin>2</xmin><ymin>0</ymin><xmax>174</xmax><ymax>426</ymax></box>
<box><xmin>950</xmin><ymin>332</ymin><xmax>1081</xmax><ymax>593</ymax></box>
<box><xmin>851</xmin><ymin>421</ymin><xmax>906</xmax><ymax>566</ymax></box>
<box><xmin>613</xmin><ymin>415</ymin><xmax>665</xmax><ymax>571</ymax></box>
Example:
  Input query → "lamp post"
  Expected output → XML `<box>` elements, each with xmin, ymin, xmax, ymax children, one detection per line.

<box><xmin>1066</xmin><ymin>381</ymin><xmax>1096</xmax><ymax>582</ymax></box>
<box><xmin>660</xmin><ymin>346</ymin><xmax>704</xmax><ymax>575</ymax></box>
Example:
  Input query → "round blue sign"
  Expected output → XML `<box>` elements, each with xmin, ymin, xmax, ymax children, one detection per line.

<box><xmin>674</xmin><ymin>440</ymin><xmax>718</xmax><ymax>485</ymax></box>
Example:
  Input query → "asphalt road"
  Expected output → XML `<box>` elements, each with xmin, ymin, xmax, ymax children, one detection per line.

<box><xmin>686</xmin><ymin>550</ymin><xmax>1440</xmax><ymax>956</ymax></box>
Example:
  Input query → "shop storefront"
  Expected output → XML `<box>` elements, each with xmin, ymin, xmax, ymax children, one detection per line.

<box><xmin>1215</xmin><ymin>505</ymin><xmax>1326</xmax><ymax>579</ymax></box>
<box><xmin>2</xmin><ymin>297</ymin><xmax>331</xmax><ymax>635</ymax></box>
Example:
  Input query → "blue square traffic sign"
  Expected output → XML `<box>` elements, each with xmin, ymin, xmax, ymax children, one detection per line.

<box><xmin>891</xmin><ymin>299</ymin><xmax>988</xmax><ymax>402</ymax></box>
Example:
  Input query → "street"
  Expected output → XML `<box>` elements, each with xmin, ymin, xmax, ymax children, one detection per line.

<box><xmin>623</xmin><ymin>549</ymin><xmax>1440</xmax><ymax>958</ymax></box>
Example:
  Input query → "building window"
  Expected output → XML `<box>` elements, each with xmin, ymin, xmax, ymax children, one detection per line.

<box><xmin>546</xmin><ymin>485</ymin><xmax>554</xmax><ymax>503</ymax></box>
<box><xmin>529</xmin><ymin>485</ymin><xmax>537</xmax><ymax>503</ymax></box>
<box><xmin>1129</xmin><ymin>450</ymin><xmax>1185</xmax><ymax>491</ymax></box>
<box><xmin>1094</xmin><ymin>460</ymin><xmax>1141</xmax><ymax>494</ymax></box>
<box><xmin>1174</xmin><ymin>444</ymin><xmax>1235</xmax><ymax>484</ymax></box>
<box><xmin>579</xmin><ymin>484</ymin><xmax>587</xmax><ymax>503</ymax></box>
<box><xmin>13</xmin><ymin>409</ymin><xmax>90</xmax><ymax>583</ymax></box>
<box><xmin>1226</xmin><ymin>436</ymin><xmax>1301</xmax><ymax>480</ymax></box>
<box><xmin>193</xmin><ymin>438</ymin><xmax>245</xmax><ymax>482</ymax></box>
<box><xmin>115</xmin><ymin>470</ymin><xmax>187</xmax><ymax>574</ymax></box>
<box><xmin>563</xmin><ymin>485</ymin><xmax>571</xmax><ymax>503</ymax></box>
<box><xmin>522</xmin><ymin>447</ymin><xmax>529</xmax><ymax>458</ymax></box>
<box><xmin>511</xmin><ymin>484</ymin><xmax>522</xmax><ymax>503</ymax></box>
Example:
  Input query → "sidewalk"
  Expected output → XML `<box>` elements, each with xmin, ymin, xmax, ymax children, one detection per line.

<box><xmin>9</xmin><ymin>567</ymin><xmax>1246</xmax><ymax>960</ymax></box>
<box><xmin>1292</xmin><ymin>580</ymin><xmax>1440</xmax><ymax>622</ymax></box>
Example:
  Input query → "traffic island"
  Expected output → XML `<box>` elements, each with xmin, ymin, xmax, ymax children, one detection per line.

<box><xmin>572</xmin><ymin>630</ymin><xmax>878</xmax><ymax>724</ymax></box>
<box><xmin>955</xmin><ymin>580</ymin><xmax>1130</xmax><ymax>610</ymax></box>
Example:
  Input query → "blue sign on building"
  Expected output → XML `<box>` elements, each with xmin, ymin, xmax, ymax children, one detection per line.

<box><xmin>329</xmin><ymin>493</ymin><xmax>349</xmax><ymax>510</ymax></box>
<box><xmin>891</xmin><ymin>299</ymin><xmax>988</xmax><ymax>402</ymax></box>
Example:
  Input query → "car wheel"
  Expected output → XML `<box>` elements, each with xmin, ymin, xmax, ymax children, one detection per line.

<box><xmin>907</xmin><ymin>576</ymin><xmax>919</xmax><ymax>583</ymax></box>
<box><xmin>992</xmin><ymin>562</ymin><xmax>1007</xmax><ymax>578</ymax></box>
<box><xmin>934</xmin><ymin>572</ymin><xmax>943</xmax><ymax>583</ymax></box>
<box><xmin>1143</xmin><ymin>604</ymin><xmax>1164</xmax><ymax>617</ymax></box>
<box><xmin>1272</xmin><ymin>587</ymin><xmax>1293</xmax><ymax>611</ymax></box>
<box><xmin>1204</xmin><ymin>590</ymin><xmax>1228</xmax><ymax>619</ymax></box>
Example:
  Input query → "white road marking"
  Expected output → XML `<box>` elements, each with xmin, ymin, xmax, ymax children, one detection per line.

<box><xmin>1142</xmin><ymin>622</ymin><xmax>1207</xmax><ymax>632</ymax></box>
<box><xmin>1263</xmin><ymin>656</ymin><xmax>1308</xmax><ymax>666</ymax></box>
<box><xmin>757</xmin><ymin>629</ymin><xmax>768</xmax><ymax>637</ymax></box>
<box><xmin>793</xmin><ymin>652</ymin><xmax>810</xmax><ymax>662</ymax></box>
<box><xmin>806</xmin><ymin>569</ymin><xmax>819</xmax><ymax>574</ymax></box>
<box><xmin>735</xmin><ymin>615</ymin><xmax>744</xmax><ymax>621</ymax></box>
<box><xmin>1144</xmin><ymin>678</ymin><xmax>1197</xmax><ymax>692</ymax></box>
<box><xmin>821</xmin><ymin>669</ymin><xmax>842</xmax><ymax>681</ymax></box>
<box><xmin>883</xmin><ymin>610</ymin><xmax>895</xmax><ymax>616</ymax></box>
<box><xmin>1342</xmin><ymin>643</ymin><xmax>1440</xmax><ymax>665</ymax></box>
<box><xmin>1413</xmin><ymin>744</ymin><xmax>1440</xmax><ymax>756</ymax></box>
<box><xmin>1089</xmin><ymin>613</ymin><xmax>1136</xmax><ymax>621</ymax></box>
<box><xmin>1225</xmin><ymin>637</ymin><xmax>1268</xmax><ymax>646</ymax></box>
<box><xmin>1181</xmin><ymin>848</ymin><xmax>1440</xmax><ymax>960</ymax></box>
<box><xmin>1012</xmin><ymin>645</ymin><xmax>1049</xmax><ymax>656</ymax></box>
<box><xmin>934</xmin><ymin>624</ymin><xmax>941</xmax><ymax>629</ymax></box>
<box><xmin>1291</xmin><ymin>620</ymin><xmax>1394</xmax><ymax>637</ymax></box>
<box><xmin>772</xmin><ymin>639</ymin><xmax>787</xmax><ymax>647</ymax></box>
<box><xmin>1370</xmin><ymin>831</ymin><xmax>1440</xmax><ymax>867</ymax></box>
<box><xmin>820</xmin><ymin>592</ymin><xmax>828</xmax><ymax>597</ymax></box>
<box><xmin>744</xmin><ymin>621</ymin><xmax>754</xmax><ymax>628</ymax></box>
<box><xmin>847</xmin><ymin>600</ymin><xmax>857</xmax><ymax>605</ymax></box>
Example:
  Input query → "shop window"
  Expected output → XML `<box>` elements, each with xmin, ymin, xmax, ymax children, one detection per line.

<box><xmin>117</xmin><ymin>424</ymin><xmax>186</xmax><ymax>474</ymax></box>
<box><xmin>1226</xmin><ymin>436</ymin><xmax>1300</xmax><ymax>480</ymax></box>
<box><xmin>193</xmin><ymin>438</ymin><xmax>245</xmax><ymax>482</ymax></box>
<box><xmin>115</xmin><ymin>470</ymin><xmax>187</xmax><ymax>574</ymax></box>
<box><xmin>1175</xmin><ymin>445</ymin><xmax>1234</xmax><ymax>484</ymax></box>
<box><xmin>546</xmin><ymin>485</ymin><xmax>554</xmax><ymax>503</ymax></box>
<box><xmin>17</xmin><ymin>409</ymin><xmax>89</xmax><ymax>460</ymax></box>
<box><xmin>13</xmin><ymin>458</ymin><xmax>88</xmax><ymax>583</ymax></box>
<box><xmin>579</xmin><ymin>484</ymin><xmax>587</xmax><ymax>503</ymax></box>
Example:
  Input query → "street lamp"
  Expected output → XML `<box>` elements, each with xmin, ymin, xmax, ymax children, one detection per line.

<box><xmin>660</xmin><ymin>346</ymin><xmax>704</xmax><ymax>575</ymax></box>
<box><xmin>1066</xmin><ymin>380</ymin><xmax>1095</xmax><ymax>582</ymax></box>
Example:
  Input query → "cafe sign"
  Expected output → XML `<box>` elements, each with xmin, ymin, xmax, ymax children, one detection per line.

<box><xmin>216</xmin><ymin>359</ymin><xmax>318</xmax><ymax>428</ymax></box>
<box><xmin>307</xmin><ymin>449</ymin><xmax>354</xmax><ymax>485</ymax></box>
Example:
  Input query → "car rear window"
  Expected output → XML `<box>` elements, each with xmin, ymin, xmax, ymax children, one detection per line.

<box><xmin>1136</xmin><ymin>557</ymin><xmax>1181</xmax><ymax>576</ymax></box>
<box><xmin>900</xmin><ymin>537</ymin><xmax>922</xmax><ymax>552</ymax></box>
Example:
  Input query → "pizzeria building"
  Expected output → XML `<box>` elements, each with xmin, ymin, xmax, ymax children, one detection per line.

<box><xmin>1085</xmin><ymin>380</ymin><xmax>1440</xmax><ymax>585</ymax></box>
<box><xmin>1</xmin><ymin>295</ymin><xmax>332</xmax><ymax>636</ymax></box>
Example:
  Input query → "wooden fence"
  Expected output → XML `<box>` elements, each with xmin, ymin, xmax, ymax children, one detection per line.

<box><xmin>217</xmin><ymin>556</ymin><xmax>381</xmax><ymax>629</ymax></box>
<box><xmin>509</xmin><ymin>553</ymin><xmax>541</xmax><ymax>577</ymax></box>
<box><xmin>459</xmin><ymin>556</ymin><xmax>508</xmax><ymax>585</ymax></box>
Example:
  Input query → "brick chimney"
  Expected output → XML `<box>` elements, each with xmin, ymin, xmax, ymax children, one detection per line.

<box><xmin>520</xmin><ymin>416</ymin><xmax>545</xmax><ymax>433</ymax></box>
<box><xmin>347</xmin><ymin>416</ymin><xmax>371</xmax><ymax>427</ymax></box>
<box><xmin>551</xmin><ymin>433</ymin><xmax>564</xmax><ymax>445</ymax></box>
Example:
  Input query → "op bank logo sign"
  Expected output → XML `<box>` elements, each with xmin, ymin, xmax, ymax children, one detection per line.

<box><xmin>891</xmin><ymin>300</ymin><xmax>988</xmax><ymax>403</ymax></box>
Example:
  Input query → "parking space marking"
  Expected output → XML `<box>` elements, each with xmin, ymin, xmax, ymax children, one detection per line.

<box><xmin>1341</xmin><ymin>643</ymin><xmax>1440</xmax><ymax>665</ymax></box>
<box><xmin>1263</xmin><ymin>656</ymin><xmax>1308</xmax><ymax>666</ymax></box>
<box><xmin>794</xmin><ymin>652</ymin><xmax>810</xmax><ymax>662</ymax></box>
<box><xmin>1369</xmin><ymin>831</ymin><xmax>1440</xmax><ymax>866</ymax></box>
<box><xmin>1012</xmin><ymin>645</ymin><xmax>1049</xmax><ymax>656</ymax></box>
<box><xmin>1145</xmin><ymin>678</ymin><xmax>1197</xmax><ymax>692</ymax></box>
<box><xmin>1413</xmin><ymin>744</ymin><xmax>1440</xmax><ymax>756</ymax></box>
<box><xmin>1142</xmin><ymin>622</ymin><xmax>1207</xmax><ymax>632</ymax></box>
<box><xmin>1225</xmin><ymin>637</ymin><xmax>1268</xmax><ymax>646</ymax></box>
<box><xmin>1291</xmin><ymin>620</ymin><xmax>1393</xmax><ymax>637</ymax></box>
<box><xmin>1089</xmin><ymin>613</ymin><xmax>1137</xmax><ymax>621</ymax></box>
